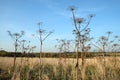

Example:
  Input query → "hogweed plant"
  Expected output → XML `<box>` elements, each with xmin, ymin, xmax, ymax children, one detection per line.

<box><xmin>69</xmin><ymin>6</ymin><xmax>95</xmax><ymax>80</ymax></box>
<box><xmin>55</xmin><ymin>39</ymin><xmax>72</xmax><ymax>80</ymax></box>
<box><xmin>111</xmin><ymin>36</ymin><xmax>120</xmax><ymax>68</ymax></box>
<box><xmin>92</xmin><ymin>31</ymin><xmax>120</xmax><ymax>80</ymax></box>
<box><xmin>19</xmin><ymin>40</ymin><xmax>30</xmax><ymax>65</ymax></box>
<box><xmin>93</xmin><ymin>31</ymin><xmax>112</xmax><ymax>80</ymax></box>
<box><xmin>37</xmin><ymin>22</ymin><xmax>53</xmax><ymax>80</ymax></box>
<box><xmin>55</xmin><ymin>39</ymin><xmax>67</xmax><ymax>80</ymax></box>
<box><xmin>7</xmin><ymin>30</ymin><xmax>24</xmax><ymax>80</ymax></box>
<box><xmin>19</xmin><ymin>42</ymin><xmax>36</xmax><ymax>80</ymax></box>
<box><xmin>56</xmin><ymin>39</ymin><xmax>72</xmax><ymax>63</ymax></box>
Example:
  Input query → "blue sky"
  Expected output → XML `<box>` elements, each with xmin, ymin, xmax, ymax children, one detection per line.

<box><xmin>0</xmin><ymin>0</ymin><xmax>120</xmax><ymax>52</ymax></box>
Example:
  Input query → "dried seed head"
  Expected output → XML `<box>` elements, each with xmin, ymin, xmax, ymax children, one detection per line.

<box><xmin>106</xmin><ymin>31</ymin><xmax>112</xmax><ymax>35</ymax></box>
<box><xmin>69</xmin><ymin>6</ymin><xmax>76</xmax><ymax>11</ymax></box>
<box><xmin>75</xmin><ymin>18</ymin><xmax>85</xmax><ymax>24</ymax></box>
<box><xmin>13</xmin><ymin>33</ymin><xmax>20</xmax><ymax>36</ymax></box>
<box><xmin>89</xmin><ymin>14</ymin><xmax>95</xmax><ymax>18</ymax></box>
<box><xmin>114</xmin><ymin>35</ymin><xmax>118</xmax><ymax>38</ymax></box>
<box><xmin>112</xmin><ymin>43</ymin><xmax>118</xmax><ymax>47</ymax></box>
<box><xmin>100</xmin><ymin>36</ymin><xmax>107</xmax><ymax>41</ymax></box>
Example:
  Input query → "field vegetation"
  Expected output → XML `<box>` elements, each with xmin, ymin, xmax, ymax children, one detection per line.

<box><xmin>0</xmin><ymin>56</ymin><xmax>120</xmax><ymax>80</ymax></box>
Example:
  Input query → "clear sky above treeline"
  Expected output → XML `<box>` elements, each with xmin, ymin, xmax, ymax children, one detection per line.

<box><xmin>0</xmin><ymin>0</ymin><xmax>120</xmax><ymax>52</ymax></box>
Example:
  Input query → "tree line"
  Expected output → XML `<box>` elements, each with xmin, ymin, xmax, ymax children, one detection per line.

<box><xmin>0</xmin><ymin>50</ymin><xmax>120</xmax><ymax>58</ymax></box>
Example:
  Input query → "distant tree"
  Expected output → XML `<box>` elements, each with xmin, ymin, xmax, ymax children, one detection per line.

<box><xmin>0</xmin><ymin>50</ymin><xmax>7</xmax><ymax>56</ymax></box>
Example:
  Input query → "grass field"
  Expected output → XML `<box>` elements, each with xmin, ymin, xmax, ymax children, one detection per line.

<box><xmin>0</xmin><ymin>57</ymin><xmax>120</xmax><ymax>80</ymax></box>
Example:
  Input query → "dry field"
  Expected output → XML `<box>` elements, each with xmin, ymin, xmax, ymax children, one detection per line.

<box><xmin>0</xmin><ymin>57</ymin><xmax>120</xmax><ymax>80</ymax></box>
<box><xmin>0</xmin><ymin>57</ymin><xmax>120</xmax><ymax>70</ymax></box>
<box><xmin>0</xmin><ymin>57</ymin><xmax>120</xmax><ymax>69</ymax></box>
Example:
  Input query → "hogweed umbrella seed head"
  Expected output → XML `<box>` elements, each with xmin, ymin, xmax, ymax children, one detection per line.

<box><xmin>100</xmin><ymin>36</ymin><xmax>107</xmax><ymax>41</ymax></box>
<box><xmin>14</xmin><ymin>33</ymin><xmax>20</xmax><ymax>37</ymax></box>
<box><xmin>75</xmin><ymin>18</ymin><xmax>85</xmax><ymax>24</ymax></box>
<box><xmin>113</xmin><ymin>43</ymin><xmax>118</xmax><ymax>47</ymax></box>
<box><xmin>69</xmin><ymin>6</ymin><xmax>76</xmax><ymax>11</ymax></box>
<box><xmin>37</xmin><ymin>22</ymin><xmax>42</xmax><ymax>26</ymax></box>
<box><xmin>89</xmin><ymin>14</ymin><xmax>95</xmax><ymax>18</ymax></box>
<box><xmin>114</xmin><ymin>35</ymin><xmax>118</xmax><ymax>38</ymax></box>
<box><xmin>22</xmin><ymin>40</ymin><xmax>26</xmax><ymax>42</ymax></box>
<box><xmin>73</xmin><ymin>29</ymin><xmax>77</xmax><ymax>34</ymax></box>
<box><xmin>110</xmin><ymin>41</ymin><xmax>113</xmax><ymax>43</ymax></box>
<box><xmin>107</xmin><ymin>31</ymin><xmax>112</xmax><ymax>35</ymax></box>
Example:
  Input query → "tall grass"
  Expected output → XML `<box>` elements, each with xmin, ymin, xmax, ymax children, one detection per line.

<box><xmin>0</xmin><ymin>57</ymin><xmax>120</xmax><ymax>80</ymax></box>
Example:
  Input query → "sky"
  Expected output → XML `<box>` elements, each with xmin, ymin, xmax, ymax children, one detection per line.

<box><xmin>0</xmin><ymin>0</ymin><xmax>120</xmax><ymax>52</ymax></box>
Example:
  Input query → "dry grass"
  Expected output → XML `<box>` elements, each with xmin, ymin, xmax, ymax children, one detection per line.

<box><xmin>0</xmin><ymin>57</ymin><xmax>120</xmax><ymax>70</ymax></box>
<box><xmin>0</xmin><ymin>57</ymin><xmax>120</xmax><ymax>80</ymax></box>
